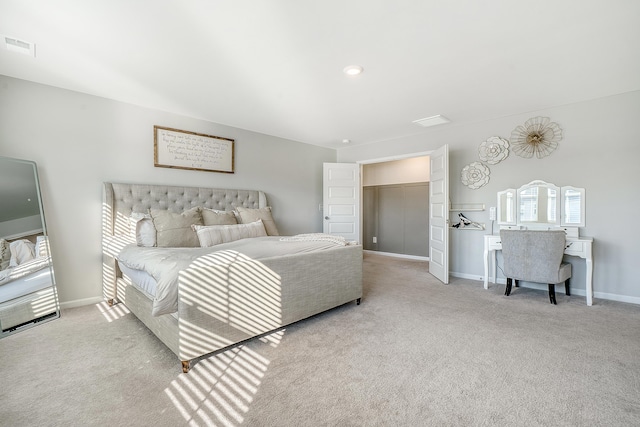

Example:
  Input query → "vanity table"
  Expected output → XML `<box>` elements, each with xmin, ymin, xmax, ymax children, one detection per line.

<box><xmin>483</xmin><ymin>180</ymin><xmax>594</xmax><ymax>306</ymax></box>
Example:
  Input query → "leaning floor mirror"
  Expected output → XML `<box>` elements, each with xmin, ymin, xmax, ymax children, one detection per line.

<box><xmin>0</xmin><ymin>156</ymin><xmax>60</xmax><ymax>337</ymax></box>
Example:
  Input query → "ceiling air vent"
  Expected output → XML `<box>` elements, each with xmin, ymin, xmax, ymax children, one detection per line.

<box><xmin>2</xmin><ymin>34</ymin><xmax>36</xmax><ymax>57</ymax></box>
<box><xmin>412</xmin><ymin>115</ymin><xmax>450</xmax><ymax>128</ymax></box>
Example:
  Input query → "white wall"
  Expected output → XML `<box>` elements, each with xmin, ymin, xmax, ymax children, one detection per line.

<box><xmin>362</xmin><ymin>156</ymin><xmax>430</xmax><ymax>186</ymax></box>
<box><xmin>0</xmin><ymin>75</ymin><xmax>336</xmax><ymax>306</ymax></box>
<box><xmin>339</xmin><ymin>91</ymin><xmax>640</xmax><ymax>304</ymax></box>
<box><xmin>0</xmin><ymin>214</ymin><xmax>43</xmax><ymax>239</ymax></box>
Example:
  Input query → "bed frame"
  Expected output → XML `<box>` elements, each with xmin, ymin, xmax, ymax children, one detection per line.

<box><xmin>102</xmin><ymin>182</ymin><xmax>362</xmax><ymax>372</ymax></box>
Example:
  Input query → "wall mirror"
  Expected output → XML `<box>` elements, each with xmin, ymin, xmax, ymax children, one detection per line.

<box><xmin>497</xmin><ymin>180</ymin><xmax>585</xmax><ymax>228</ymax></box>
<box><xmin>0</xmin><ymin>156</ymin><xmax>59</xmax><ymax>337</ymax></box>
<box><xmin>518</xmin><ymin>180</ymin><xmax>560</xmax><ymax>225</ymax></box>
<box><xmin>561</xmin><ymin>186</ymin><xmax>585</xmax><ymax>227</ymax></box>
<box><xmin>497</xmin><ymin>189</ymin><xmax>516</xmax><ymax>226</ymax></box>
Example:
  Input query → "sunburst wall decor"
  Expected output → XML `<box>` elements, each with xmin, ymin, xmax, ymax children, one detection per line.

<box><xmin>510</xmin><ymin>116</ymin><xmax>563</xmax><ymax>159</ymax></box>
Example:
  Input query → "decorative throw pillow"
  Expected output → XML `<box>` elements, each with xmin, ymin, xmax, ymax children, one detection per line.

<box><xmin>235</xmin><ymin>206</ymin><xmax>279</xmax><ymax>236</ymax></box>
<box><xmin>0</xmin><ymin>238</ymin><xmax>10</xmax><ymax>271</ymax></box>
<box><xmin>201</xmin><ymin>208</ymin><xmax>238</xmax><ymax>226</ymax></box>
<box><xmin>192</xmin><ymin>220</ymin><xmax>267</xmax><ymax>248</ymax></box>
<box><xmin>130</xmin><ymin>212</ymin><xmax>157</xmax><ymax>247</ymax></box>
<box><xmin>150</xmin><ymin>207</ymin><xmax>203</xmax><ymax>247</ymax></box>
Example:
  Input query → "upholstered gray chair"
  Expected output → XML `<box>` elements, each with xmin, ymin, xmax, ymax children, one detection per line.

<box><xmin>500</xmin><ymin>230</ymin><xmax>572</xmax><ymax>304</ymax></box>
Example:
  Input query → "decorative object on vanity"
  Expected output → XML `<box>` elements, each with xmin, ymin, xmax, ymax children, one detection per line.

<box><xmin>460</xmin><ymin>161</ymin><xmax>490</xmax><ymax>189</ymax></box>
<box><xmin>0</xmin><ymin>157</ymin><xmax>60</xmax><ymax>337</ymax></box>
<box><xmin>509</xmin><ymin>116</ymin><xmax>563</xmax><ymax>159</ymax></box>
<box><xmin>478</xmin><ymin>136</ymin><xmax>509</xmax><ymax>164</ymax></box>
<box><xmin>500</xmin><ymin>230</ymin><xmax>572</xmax><ymax>305</ymax></box>
<box><xmin>154</xmin><ymin>126</ymin><xmax>235</xmax><ymax>174</ymax></box>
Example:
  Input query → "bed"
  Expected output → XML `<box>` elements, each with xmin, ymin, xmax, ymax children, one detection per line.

<box><xmin>0</xmin><ymin>236</ymin><xmax>59</xmax><ymax>335</ymax></box>
<box><xmin>102</xmin><ymin>182</ymin><xmax>363</xmax><ymax>372</ymax></box>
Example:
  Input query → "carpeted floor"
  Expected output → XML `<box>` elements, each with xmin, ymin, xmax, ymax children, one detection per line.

<box><xmin>1</xmin><ymin>253</ymin><xmax>639</xmax><ymax>426</ymax></box>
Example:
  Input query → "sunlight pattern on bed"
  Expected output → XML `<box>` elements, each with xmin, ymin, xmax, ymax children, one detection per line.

<box><xmin>178</xmin><ymin>250</ymin><xmax>283</xmax><ymax>361</ymax></box>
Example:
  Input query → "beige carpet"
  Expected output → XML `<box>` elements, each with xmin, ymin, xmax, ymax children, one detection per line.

<box><xmin>1</xmin><ymin>253</ymin><xmax>639</xmax><ymax>426</ymax></box>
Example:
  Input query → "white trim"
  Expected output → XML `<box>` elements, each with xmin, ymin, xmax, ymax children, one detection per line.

<box><xmin>456</xmin><ymin>274</ymin><xmax>640</xmax><ymax>306</ymax></box>
<box><xmin>4</xmin><ymin>228</ymin><xmax>44</xmax><ymax>241</ymax></box>
<box><xmin>356</xmin><ymin>150</ymin><xmax>432</xmax><ymax>165</ymax></box>
<box><xmin>592</xmin><ymin>291</ymin><xmax>640</xmax><ymax>305</ymax></box>
<box><xmin>450</xmin><ymin>271</ymin><xmax>486</xmax><ymax>282</ymax></box>
<box><xmin>364</xmin><ymin>250</ymin><xmax>428</xmax><ymax>261</ymax></box>
<box><xmin>60</xmin><ymin>296</ymin><xmax>103</xmax><ymax>310</ymax></box>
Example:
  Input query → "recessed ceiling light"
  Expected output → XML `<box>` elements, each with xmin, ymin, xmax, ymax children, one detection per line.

<box><xmin>342</xmin><ymin>139</ymin><xmax>351</xmax><ymax>144</ymax></box>
<box><xmin>412</xmin><ymin>115</ymin><xmax>450</xmax><ymax>128</ymax></box>
<box><xmin>1</xmin><ymin>34</ymin><xmax>36</xmax><ymax>57</ymax></box>
<box><xmin>343</xmin><ymin>65</ymin><xmax>363</xmax><ymax>76</ymax></box>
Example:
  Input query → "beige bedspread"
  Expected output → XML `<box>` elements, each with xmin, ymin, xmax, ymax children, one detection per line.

<box><xmin>117</xmin><ymin>236</ymin><xmax>350</xmax><ymax>316</ymax></box>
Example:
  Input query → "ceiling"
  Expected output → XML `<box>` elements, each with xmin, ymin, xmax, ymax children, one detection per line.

<box><xmin>1</xmin><ymin>1</ymin><xmax>639</xmax><ymax>149</ymax></box>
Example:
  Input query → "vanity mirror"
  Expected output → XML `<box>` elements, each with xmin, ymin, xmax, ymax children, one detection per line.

<box><xmin>562</xmin><ymin>186</ymin><xmax>585</xmax><ymax>227</ymax></box>
<box><xmin>518</xmin><ymin>180</ymin><xmax>560</xmax><ymax>226</ymax></box>
<box><xmin>0</xmin><ymin>156</ymin><xmax>59</xmax><ymax>337</ymax></box>
<box><xmin>497</xmin><ymin>189</ymin><xmax>516</xmax><ymax>226</ymax></box>
<box><xmin>497</xmin><ymin>180</ymin><xmax>585</xmax><ymax>228</ymax></box>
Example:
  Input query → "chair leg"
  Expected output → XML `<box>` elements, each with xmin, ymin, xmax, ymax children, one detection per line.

<box><xmin>514</xmin><ymin>279</ymin><xmax>519</xmax><ymax>288</ymax></box>
<box><xmin>565</xmin><ymin>279</ymin><xmax>570</xmax><ymax>296</ymax></box>
<box><xmin>548</xmin><ymin>284</ymin><xmax>557</xmax><ymax>305</ymax></box>
<box><xmin>505</xmin><ymin>278</ymin><xmax>512</xmax><ymax>296</ymax></box>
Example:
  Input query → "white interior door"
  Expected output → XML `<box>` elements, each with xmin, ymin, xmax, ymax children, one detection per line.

<box><xmin>429</xmin><ymin>145</ymin><xmax>449</xmax><ymax>284</ymax></box>
<box><xmin>323</xmin><ymin>163</ymin><xmax>360</xmax><ymax>242</ymax></box>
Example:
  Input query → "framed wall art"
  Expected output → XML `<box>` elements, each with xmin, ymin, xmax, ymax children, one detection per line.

<box><xmin>154</xmin><ymin>126</ymin><xmax>235</xmax><ymax>173</ymax></box>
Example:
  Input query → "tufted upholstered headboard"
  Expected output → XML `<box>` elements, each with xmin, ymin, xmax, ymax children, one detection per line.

<box><xmin>101</xmin><ymin>182</ymin><xmax>267</xmax><ymax>302</ymax></box>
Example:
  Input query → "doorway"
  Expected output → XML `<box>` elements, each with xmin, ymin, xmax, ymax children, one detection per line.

<box><xmin>361</xmin><ymin>155</ymin><xmax>430</xmax><ymax>259</ymax></box>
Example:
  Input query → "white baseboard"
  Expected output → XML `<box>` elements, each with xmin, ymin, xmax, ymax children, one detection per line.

<box><xmin>60</xmin><ymin>296</ymin><xmax>103</xmax><ymax>310</ymax></box>
<box><xmin>364</xmin><ymin>250</ymin><xmax>428</xmax><ymax>261</ymax></box>
<box><xmin>450</xmin><ymin>272</ymin><xmax>640</xmax><ymax>306</ymax></box>
<box><xmin>592</xmin><ymin>291</ymin><xmax>640</xmax><ymax>305</ymax></box>
<box><xmin>450</xmin><ymin>271</ymin><xmax>486</xmax><ymax>282</ymax></box>
<box><xmin>59</xmin><ymin>270</ymin><xmax>640</xmax><ymax>310</ymax></box>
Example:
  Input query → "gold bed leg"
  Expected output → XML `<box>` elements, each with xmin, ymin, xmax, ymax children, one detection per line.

<box><xmin>107</xmin><ymin>298</ymin><xmax>115</xmax><ymax>307</ymax></box>
<box><xmin>182</xmin><ymin>360</ymin><xmax>191</xmax><ymax>373</ymax></box>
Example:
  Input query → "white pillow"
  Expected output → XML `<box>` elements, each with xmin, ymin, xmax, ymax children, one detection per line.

<box><xmin>130</xmin><ymin>212</ymin><xmax>157</xmax><ymax>247</ymax></box>
<box><xmin>9</xmin><ymin>239</ymin><xmax>36</xmax><ymax>267</ymax></box>
<box><xmin>192</xmin><ymin>220</ymin><xmax>267</xmax><ymax>248</ymax></box>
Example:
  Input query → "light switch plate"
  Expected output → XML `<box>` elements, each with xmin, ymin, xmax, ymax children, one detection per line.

<box><xmin>489</xmin><ymin>207</ymin><xmax>496</xmax><ymax>220</ymax></box>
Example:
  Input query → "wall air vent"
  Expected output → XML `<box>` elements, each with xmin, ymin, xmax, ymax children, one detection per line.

<box><xmin>412</xmin><ymin>115</ymin><xmax>450</xmax><ymax>128</ymax></box>
<box><xmin>2</xmin><ymin>34</ymin><xmax>36</xmax><ymax>57</ymax></box>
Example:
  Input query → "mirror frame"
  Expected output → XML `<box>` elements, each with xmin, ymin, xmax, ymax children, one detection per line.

<box><xmin>0</xmin><ymin>156</ymin><xmax>59</xmax><ymax>337</ymax></box>
<box><xmin>560</xmin><ymin>185</ymin><xmax>586</xmax><ymax>227</ymax></box>
<box><xmin>517</xmin><ymin>180</ymin><xmax>560</xmax><ymax>226</ymax></box>
<box><xmin>497</xmin><ymin>180</ymin><xmax>585</xmax><ymax>228</ymax></box>
<box><xmin>497</xmin><ymin>188</ymin><xmax>516</xmax><ymax>226</ymax></box>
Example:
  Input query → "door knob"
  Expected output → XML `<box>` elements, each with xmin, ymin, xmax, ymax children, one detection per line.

<box><xmin>325</xmin><ymin>216</ymin><xmax>330</xmax><ymax>220</ymax></box>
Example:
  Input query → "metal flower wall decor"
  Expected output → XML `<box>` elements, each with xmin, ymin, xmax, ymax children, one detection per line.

<box><xmin>510</xmin><ymin>116</ymin><xmax>563</xmax><ymax>159</ymax></box>
<box><xmin>461</xmin><ymin>162</ymin><xmax>490</xmax><ymax>189</ymax></box>
<box><xmin>478</xmin><ymin>136</ymin><xmax>509</xmax><ymax>164</ymax></box>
